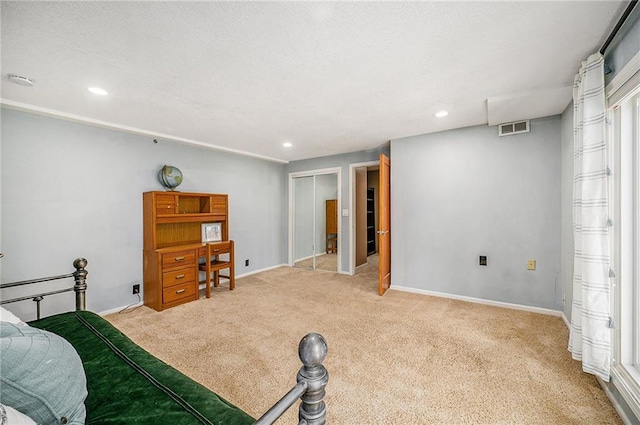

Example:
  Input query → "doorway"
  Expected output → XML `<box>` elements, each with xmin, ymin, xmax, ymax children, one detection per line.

<box><xmin>349</xmin><ymin>161</ymin><xmax>380</xmax><ymax>275</ymax></box>
<box><xmin>348</xmin><ymin>154</ymin><xmax>391</xmax><ymax>295</ymax></box>
<box><xmin>289</xmin><ymin>168</ymin><xmax>341</xmax><ymax>272</ymax></box>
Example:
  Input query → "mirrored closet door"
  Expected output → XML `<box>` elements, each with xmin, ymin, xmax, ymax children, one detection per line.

<box><xmin>292</xmin><ymin>172</ymin><xmax>339</xmax><ymax>272</ymax></box>
<box><xmin>293</xmin><ymin>176</ymin><xmax>315</xmax><ymax>269</ymax></box>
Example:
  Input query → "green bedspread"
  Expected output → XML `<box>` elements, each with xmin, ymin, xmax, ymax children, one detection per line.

<box><xmin>29</xmin><ymin>311</ymin><xmax>254</xmax><ymax>425</ymax></box>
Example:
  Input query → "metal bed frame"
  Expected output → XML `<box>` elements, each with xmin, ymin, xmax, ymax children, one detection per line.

<box><xmin>0</xmin><ymin>257</ymin><xmax>88</xmax><ymax>319</ymax></box>
<box><xmin>0</xmin><ymin>258</ymin><xmax>328</xmax><ymax>425</ymax></box>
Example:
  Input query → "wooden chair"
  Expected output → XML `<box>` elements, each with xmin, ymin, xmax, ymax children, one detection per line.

<box><xmin>199</xmin><ymin>240</ymin><xmax>235</xmax><ymax>298</ymax></box>
<box><xmin>326</xmin><ymin>233</ymin><xmax>337</xmax><ymax>254</ymax></box>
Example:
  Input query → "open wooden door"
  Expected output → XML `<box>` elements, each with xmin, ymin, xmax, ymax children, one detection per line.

<box><xmin>378</xmin><ymin>153</ymin><xmax>390</xmax><ymax>296</ymax></box>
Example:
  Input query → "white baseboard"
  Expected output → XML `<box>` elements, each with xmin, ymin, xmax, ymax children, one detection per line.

<box><xmin>98</xmin><ymin>301</ymin><xmax>143</xmax><ymax>316</ymax></box>
<box><xmin>355</xmin><ymin>262</ymin><xmax>368</xmax><ymax>271</ymax></box>
<box><xmin>236</xmin><ymin>263</ymin><xmax>288</xmax><ymax>279</ymax></box>
<box><xmin>390</xmin><ymin>285</ymin><xmax>562</xmax><ymax>317</ymax></box>
<box><xmin>100</xmin><ymin>264</ymin><xmax>289</xmax><ymax>316</ymax></box>
<box><xmin>293</xmin><ymin>254</ymin><xmax>314</xmax><ymax>263</ymax></box>
<box><xmin>294</xmin><ymin>252</ymin><xmax>329</xmax><ymax>263</ymax></box>
<box><xmin>561</xmin><ymin>312</ymin><xmax>570</xmax><ymax>329</ymax></box>
<box><xmin>198</xmin><ymin>263</ymin><xmax>289</xmax><ymax>286</ymax></box>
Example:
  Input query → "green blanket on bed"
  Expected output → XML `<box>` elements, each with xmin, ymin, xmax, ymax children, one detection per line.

<box><xmin>30</xmin><ymin>311</ymin><xmax>254</xmax><ymax>425</ymax></box>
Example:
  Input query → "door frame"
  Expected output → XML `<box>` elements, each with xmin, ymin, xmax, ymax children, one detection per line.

<box><xmin>348</xmin><ymin>160</ymin><xmax>379</xmax><ymax>275</ymax></box>
<box><xmin>288</xmin><ymin>167</ymin><xmax>342</xmax><ymax>271</ymax></box>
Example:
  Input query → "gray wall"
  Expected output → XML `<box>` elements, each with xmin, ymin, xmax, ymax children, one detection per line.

<box><xmin>1</xmin><ymin>108</ymin><xmax>287</xmax><ymax>317</ymax></box>
<box><xmin>560</xmin><ymin>102</ymin><xmax>574</xmax><ymax>320</ymax></box>
<box><xmin>391</xmin><ymin>117</ymin><xmax>562</xmax><ymax>310</ymax></box>
<box><xmin>285</xmin><ymin>147</ymin><xmax>389</xmax><ymax>273</ymax></box>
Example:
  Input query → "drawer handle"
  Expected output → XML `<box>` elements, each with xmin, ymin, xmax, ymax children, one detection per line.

<box><xmin>174</xmin><ymin>256</ymin><xmax>185</xmax><ymax>261</ymax></box>
<box><xmin>175</xmin><ymin>274</ymin><xmax>185</xmax><ymax>279</ymax></box>
<box><xmin>176</xmin><ymin>289</ymin><xmax>186</xmax><ymax>294</ymax></box>
<box><xmin>213</xmin><ymin>249</ymin><xmax>220</xmax><ymax>253</ymax></box>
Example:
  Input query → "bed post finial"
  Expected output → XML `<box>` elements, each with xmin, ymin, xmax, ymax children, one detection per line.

<box><xmin>73</xmin><ymin>258</ymin><xmax>88</xmax><ymax>311</ymax></box>
<box><xmin>297</xmin><ymin>333</ymin><xmax>328</xmax><ymax>425</ymax></box>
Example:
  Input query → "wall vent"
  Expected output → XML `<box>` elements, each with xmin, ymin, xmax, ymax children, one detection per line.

<box><xmin>498</xmin><ymin>120</ymin><xmax>530</xmax><ymax>137</ymax></box>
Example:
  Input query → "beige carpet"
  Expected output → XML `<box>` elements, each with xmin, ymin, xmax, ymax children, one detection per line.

<box><xmin>106</xmin><ymin>259</ymin><xmax>621</xmax><ymax>424</ymax></box>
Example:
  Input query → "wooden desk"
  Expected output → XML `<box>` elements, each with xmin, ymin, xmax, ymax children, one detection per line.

<box><xmin>143</xmin><ymin>241</ymin><xmax>235</xmax><ymax>311</ymax></box>
<box><xmin>142</xmin><ymin>191</ymin><xmax>234</xmax><ymax>311</ymax></box>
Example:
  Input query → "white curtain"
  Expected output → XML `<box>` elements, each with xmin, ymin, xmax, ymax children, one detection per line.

<box><xmin>569</xmin><ymin>52</ymin><xmax>611</xmax><ymax>382</ymax></box>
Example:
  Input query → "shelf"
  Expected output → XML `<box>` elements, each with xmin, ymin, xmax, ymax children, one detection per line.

<box><xmin>156</xmin><ymin>213</ymin><xmax>226</xmax><ymax>224</ymax></box>
<box><xmin>156</xmin><ymin>240</ymin><xmax>201</xmax><ymax>250</ymax></box>
<box><xmin>366</xmin><ymin>188</ymin><xmax>375</xmax><ymax>255</ymax></box>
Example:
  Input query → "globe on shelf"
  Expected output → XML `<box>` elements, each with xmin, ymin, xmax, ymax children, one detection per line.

<box><xmin>158</xmin><ymin>165</ymin><xmax>183</xmax><ymax>191</ymax></box>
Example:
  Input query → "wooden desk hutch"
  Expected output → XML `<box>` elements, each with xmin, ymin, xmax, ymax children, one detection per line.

<box><xmin>143</xmin><ymin>191</ymin><xmax>234</xmax><ymax>311</ymax></box>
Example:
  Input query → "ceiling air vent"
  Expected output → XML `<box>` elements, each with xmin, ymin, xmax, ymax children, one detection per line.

<box><xmin>498</xmin><ymin>120</ymin><xmax>530</xmax><ymax>137</ymax></box>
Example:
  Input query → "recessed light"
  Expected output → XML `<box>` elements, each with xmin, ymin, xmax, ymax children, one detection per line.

<box><xmin>283</xmin><ymin>142</ymin><xmax>292</xmax><ymax>148</ymax></box>
<box><xmin>434</xmin><ymin>110</ymin><xmax>448</xmax><ymax>118</ymax></box>
<box><xmin>88</xmin><ymin>87</ymin><xmax>108</xmax><ymax>96</ymax></box>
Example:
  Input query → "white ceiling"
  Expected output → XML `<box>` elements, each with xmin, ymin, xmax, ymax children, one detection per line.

<box><xmin>0</xmin><ymin>1</ymin><xmax>626</xmax><ymax>163</ymax></box>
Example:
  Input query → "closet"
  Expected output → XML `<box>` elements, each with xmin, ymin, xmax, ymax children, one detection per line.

<box><xmin>291</xmin><ymin>171</ymin><xmax>339</xmax><ymax>272</ymax></box>
<box><xmin>355</xmin><ymin>167</ymin><xmax>379</xmax><ymax>268</ymax></box>
<box><xmin>366</xmin><ymin>189</ymin><xmax>376</xmax><ymax>255</ymax></box>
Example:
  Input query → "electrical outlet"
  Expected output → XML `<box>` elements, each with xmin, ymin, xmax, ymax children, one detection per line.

<box><xmin>245</xmin><ymin>259</ymin><xmax>249</xmax><ymax>267</ymax></box>
<box><xmin>132</xmin><ymin>284</ymin><xmax>140</xmax><ymax>295</ymax></box>
<box><xmin>479</xmin><ymin>256</ymin><xmax>487</xmax><ymax>266</ymax></box>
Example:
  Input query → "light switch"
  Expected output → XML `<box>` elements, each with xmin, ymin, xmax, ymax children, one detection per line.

<box><xmin>342</xmin><ymin>209</ymin><xmax>349</xmax><ymax>217</ymax></box>
<box><xmin>527</xmin><ymin>260</ymin><xmax>536</xmax><ymax>270</ymax></box>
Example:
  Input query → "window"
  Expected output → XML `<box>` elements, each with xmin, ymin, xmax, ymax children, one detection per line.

<box><xmin>610</xmin><ymin>84</ymin><xmax>640</xmax><ymax>417</ymax></box>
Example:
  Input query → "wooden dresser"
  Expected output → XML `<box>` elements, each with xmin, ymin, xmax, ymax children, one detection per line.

<box><xmin>143</xmin><ymin>191</ymin><xmax>231</xmax><ymax>311</ymax></box>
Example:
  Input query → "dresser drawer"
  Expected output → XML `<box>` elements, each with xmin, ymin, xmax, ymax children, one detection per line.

<box><xmin>162</xmin><ymin>250</ymin><xmax>196</xmax><ymax>270</ymax></box>
<box><xmin>162</xmin><ymin>268</ymin><xmax>196</xmax><ymax>288</ymax></box>
<box><xmin>162</xmin><ymin>282</ymin><xmax>196</xmax><ymax>304</ymax></box>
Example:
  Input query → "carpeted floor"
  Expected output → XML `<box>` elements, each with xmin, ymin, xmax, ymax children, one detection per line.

<box><xmin>106</xmin><ymin>258</ymin><xmax>621</xmax><ymax>424</ymax></box>
<box><xmin>294</xmin><ymin>252</ymin><xmax>338</xmax><ymax>271</ymax></box>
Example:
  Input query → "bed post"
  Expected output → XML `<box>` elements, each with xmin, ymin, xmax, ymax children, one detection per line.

<box><xmin>73</xmin><ymin>258</ymin><xmax>88</xmax><ymax>311</ymax></box>
<box><xmin>297</xmin><ymin>333</ymin><xmax>329</xmax><ymax>425</ymax></box>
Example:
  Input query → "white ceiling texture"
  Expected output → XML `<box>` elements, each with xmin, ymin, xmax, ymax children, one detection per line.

<box><xmin>0</xmin><ymin>1</ymin><xmax>627</xmax><ymax>163</ymax></box>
